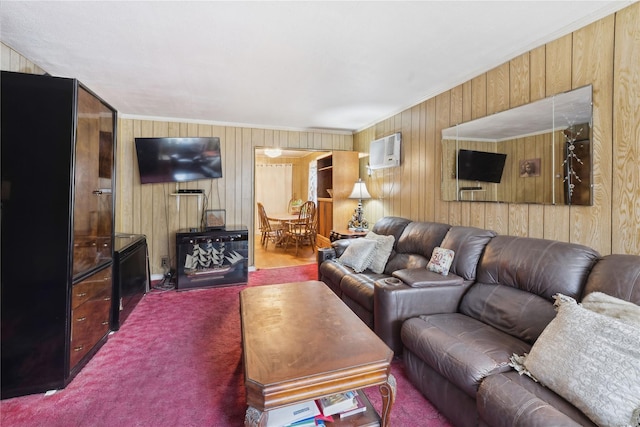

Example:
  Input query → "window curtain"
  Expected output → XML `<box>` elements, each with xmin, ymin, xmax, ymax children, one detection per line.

<box><xmin>255</xmin><ymin>163</ymin><xmax>293</xmax><ymax>230</ymax></box>
<box><xmin>308</xmin><ymin>161</ymin><xmax>317</xmax><ymax>205</ymax></box>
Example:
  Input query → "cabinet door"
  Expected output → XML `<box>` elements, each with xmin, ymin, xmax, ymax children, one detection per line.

<box><xmin>318</xmin><ymin>200</ymin><xmax>333</xmax><ymax>238</ymax></box>
<box><xmin>72</xmin><ymin>86</ymin><xmax>115</xmax><ymax>277</ymax></box>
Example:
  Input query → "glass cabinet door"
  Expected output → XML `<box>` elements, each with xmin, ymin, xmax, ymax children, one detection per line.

<box><xmin>72</xmin><ymin>86</ymin><xmax>115</xmax><ymax>277</ymax></box>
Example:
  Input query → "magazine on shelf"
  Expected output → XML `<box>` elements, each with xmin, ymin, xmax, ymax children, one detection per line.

<box><xmin>339</xmin><ymin>393</ymin><xmax>367</xmax><ymax>418</ymax></box>
<box><xmin>317</xmin><ymin>390</ymin><xmax>357</xmax><ymax>416</ymax></box>
<box><xmin>266</xmin><ymin>399</ymin><xmax>321</xmax><ymax>427</ymax></box>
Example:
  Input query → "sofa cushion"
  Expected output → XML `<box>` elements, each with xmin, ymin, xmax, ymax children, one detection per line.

<box><xmin>512</xmin><ymin>294</ymin><xmax>640</xmax><ymax>427</ymax></box>
<box><xmin>401</xmin><ymin>313</ymin><xmax>531</xmax><ymax>398</ymax></box>
<box><xmin>364</xmin><ymin>231</ymin><xmax>395</xmax><ymax>274</ymax></box>
<box><xmin>582</xmin><ymin>254</ymin><xmax>640</xmax><ymax>304</ymax></box>
<box><xmin>460</xmin><ymin>283</ymin><xmax>556</xmax><ymax>344</ymax></box>
<box><xmin>319</xmin><ymin>259</ymin><xmax>355</xmax><ymax>296</ymax></box>
<box><xmin>385</xmin><ymin>253</ymin><xmax>430</xmax><ymax>273</ymax></box>
<box><xmin>426</xmin><ymin>247</ymin><xmax>455</xmax><ymax>275</ymax></box>
<box><xmin>370</xmin><ymin>216</ymin><xmax>412</xmax><ymax>244</ymax></box>
<box><xmin>394</xmin><ymin>221</ymin><xmax>450</xmax><ymax>259</ymax></box>
<box><xmin>340</xmin><ymin>272</ymin><xmax>387</xmax><ymax>311</ymax></box>
<box><xmin>392</xmin><ymin>268</ymin><xmax>464</xmax><ymax>288</ymax></box>
<box><xmin>478</xmin><ymin>371</ymin><xmax>597</xmax><ymax>427</ymax></box>
<box><xmin>475</xmin><ymin>235</ymin><xmax>600</xmax><ymax>301</ymax></box>
<box><xmin>465</xmin><ymin>235</ymin><xmax>600</xmax><ymax>344</ymax></box>
<box><xmin>336</xmin><ymin>238</ymin><xmax>377</xmax><ymax>273</ymax></box>
<box><xmin>385</xmin><ymin>221</ymin><xmax>450</xmax><ymax>274</ymax></box>
<box><xmin>439</xmin><ymin>226</ymin><xmax>496</xmax><ymax>280</ymax></box>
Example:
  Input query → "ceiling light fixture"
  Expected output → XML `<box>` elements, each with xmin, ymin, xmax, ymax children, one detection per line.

<box><xmin>264</xmin><ymin>148</ymin><xmax>282</xmax><ymax>158</ymax></box>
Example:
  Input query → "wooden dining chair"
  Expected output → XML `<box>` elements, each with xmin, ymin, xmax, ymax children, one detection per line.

<box><xmin>283</xmin><ymin>201</ymin><xmax>317</xmax><ymax>255</ymax></box>
<box><xmin>257</xmin><ymin>202</ymin><xmax>283</xmax><ymax>249</ymax></box>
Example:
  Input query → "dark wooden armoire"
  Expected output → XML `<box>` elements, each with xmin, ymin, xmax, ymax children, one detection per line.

<box><xmin>1</xmin><ymin>71</ymin><xmax>117</xmax><ymax>398</ymax></box>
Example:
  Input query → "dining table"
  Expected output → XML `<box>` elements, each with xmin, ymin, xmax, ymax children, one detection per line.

<box><xmin>266</xmin><ymin>213</ymin><xmax>301</xmax><ymax>223</ymax></box>
<box><xmin>266</xmin><ymin>212</ymin><xmax>305</xmax><ymax>248</ymax></box>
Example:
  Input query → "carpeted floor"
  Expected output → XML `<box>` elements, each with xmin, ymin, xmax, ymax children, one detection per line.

<box><xmin>1</xmin><ymin>265</ymin><xmax>451</xmax><ymax>427</ymax></box>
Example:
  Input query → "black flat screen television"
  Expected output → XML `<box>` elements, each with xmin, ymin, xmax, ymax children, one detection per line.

<box><xmin>457</xmin><ymin>149</ymin><xmax>507</xmax><ymax>183</ymax></box>
<box><xmin>134</xmin><ymin>137</ymin><xmax>222</xmax><ymax>184</ymax></box>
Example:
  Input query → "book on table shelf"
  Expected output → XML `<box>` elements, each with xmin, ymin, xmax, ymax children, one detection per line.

<box><xmin>266</xmin><ymin>399</ymin><xmax>321</xmax><ymax>427</ymax></box>
<box><xmin>285</xmin><ymin>416</ymin><xmax>325</xmax><ymax>427</ymax></box>
<box><xmin>317</xmin><ymin>390</ymin><xmax>358</xmax><ymax>416</ymax></box>
<box><xmin>339</xmin><ymin>392</ymin><xmax>367</xmax><ymax>418</ymax></box>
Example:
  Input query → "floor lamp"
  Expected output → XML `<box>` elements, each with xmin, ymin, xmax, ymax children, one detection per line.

<box><xmin>347</xmin><ymin>178</ymin><xmax>372</xmax><ymax>231</ymax></box>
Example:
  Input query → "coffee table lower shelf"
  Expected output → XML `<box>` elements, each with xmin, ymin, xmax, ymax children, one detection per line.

<box><xmin>245</xmin><ymin>388</ymin><xmax>382</xmax><ymax>427</ymax></box>
<box><xmin>324</xmin><ymin>389</ymin><xmax>381</xmax><ymax>427</ymax></box>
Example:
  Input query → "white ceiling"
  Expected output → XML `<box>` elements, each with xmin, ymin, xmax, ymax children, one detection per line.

<box><xmin>0</xmin><ymin>1</ymin><xmax>632</xmax><ymax>133</ymax></box>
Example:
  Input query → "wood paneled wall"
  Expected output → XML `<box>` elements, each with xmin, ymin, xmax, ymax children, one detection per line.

<box><xmin>116</xmin><ymin>120</ymin><xmax>352</xmax><ymax>273</ymax></box>
<box><xmin>1</xmin><ymin>43</ymin><xmax>46</xmax><ymax>74</ymax></box>
<box><xmin>354</xmin><ymin>3</ymin><xmax>639</xmax><ymax>256</ymax></box>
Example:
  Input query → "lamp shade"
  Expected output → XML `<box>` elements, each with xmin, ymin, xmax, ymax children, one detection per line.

<box><xmin>348</xmin><ymin>178</ymin><xmax>372</xmax><ymax>200</ymax></box>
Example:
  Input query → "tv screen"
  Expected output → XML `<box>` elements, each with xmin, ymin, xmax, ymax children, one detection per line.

<box><xmin>457</xmin><ymin>149</ymin><xmax>507</xmax><ymax>183</ymax></box>
<box><xmin>134</xmin><ymin>137</ymin><xmax>222</xmax><ymax>184</ymax></box>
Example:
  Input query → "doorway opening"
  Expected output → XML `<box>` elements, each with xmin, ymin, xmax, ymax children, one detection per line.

<box><xmin>253</xmin><ymin>148</ymin><xmax>329</xmax><ymax>269</ymax></box>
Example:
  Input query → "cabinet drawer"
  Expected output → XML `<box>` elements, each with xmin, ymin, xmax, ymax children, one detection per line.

<box><xmin>70</xmin><ymin>298</ymin><xmax>111</xmax><ymax>368</ymax></box>
<box><xmin>70</xmin><ymin>268</ymin><xmax>112</xmax><ymax>368</ymax></box>
<box><xmin>72</xmin><ymin>268</ymin><xmax>111</xmax><ymax>309</ymax></box>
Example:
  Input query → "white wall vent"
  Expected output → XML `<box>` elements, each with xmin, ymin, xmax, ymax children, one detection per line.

<box><xmin>369</xmin><ymin>132</ymin><xmax>401</xmax><ymax>170</ymax></box>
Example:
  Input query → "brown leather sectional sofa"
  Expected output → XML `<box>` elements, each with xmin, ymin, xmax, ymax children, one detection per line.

<box><xmin>318</xmin><ymin>216</ymin><xmax>640</xmax><ymax>427</ymax></box>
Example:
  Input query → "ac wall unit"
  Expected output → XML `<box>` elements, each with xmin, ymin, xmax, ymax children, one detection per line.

<box><xmin>369</xmin><ymin>132</ymin><xmax>401</xmax><ymax>170</ymax></box>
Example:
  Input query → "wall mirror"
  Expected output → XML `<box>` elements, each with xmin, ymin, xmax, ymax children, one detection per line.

<box><xmin>441</xmin><ymin>85</ymin><xmax>593</xmax><ymax>205</ymax></box>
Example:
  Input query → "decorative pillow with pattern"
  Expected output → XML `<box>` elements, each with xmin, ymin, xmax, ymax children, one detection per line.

<box><xmin>364</xmin><ymin>231</ymin><xmax>395</xmax><ymax>274</ymax></box>
<box><xmin>510</xmin><ymin>294</ymin><xmax>640</xmax><ymax>427</ymax></box>
<box><xmin>426</xmin><ymin>247</ymin><xmax>455</xmax><ymax>276</ymax></box>
<box><xmin>336</xmin><ymin>238</ymin><xmax>377</xmax><ymax>273</ymax></box>
<box><xmin>581</xmin><ymin>291</ymin><xmax>640</xmax><ymax>328</ymax></box>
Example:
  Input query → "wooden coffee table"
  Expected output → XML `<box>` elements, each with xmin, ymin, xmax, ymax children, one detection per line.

<box><xmin>240</xmin><ymin>281</ymin><xmax>396</xmax><ymax>426</ymax></box>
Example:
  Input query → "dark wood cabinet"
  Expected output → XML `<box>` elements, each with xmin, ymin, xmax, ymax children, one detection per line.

<box><xmin>1</xmin><ymin>71</ymin><xmax>117</xmax><ymax>398</ymax></box>
<box><xmin>112</xmin><ymin>234</ymin><xmax>149</xmax><ymax>331</ymax></box>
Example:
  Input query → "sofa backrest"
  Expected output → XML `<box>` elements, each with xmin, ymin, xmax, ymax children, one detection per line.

<box><xmin>370</xmin><ymin>216</ymin><xmax>412</xmax><ymax>243</ymax></box>
<box><xmin>439</xmin><ymin>226</ymin><xmax>496</xmax><ymax>280</ymax></box>
<box><xmin>384</xmin><ymin>221</ymin><xmax>450</xmax><ymax>274</ymax></box>
<box><xmin>459</xmin><ymin>235</ymin><xmax>600</xmax><ymax>344</ymax></box>
<box><xmin>582</xmin><ymin>254</ymin><xmax>640</xmax><ymax>304</ymax></box>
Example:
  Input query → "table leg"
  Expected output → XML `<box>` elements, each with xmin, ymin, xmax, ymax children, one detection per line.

<box><xmin>380</xmin><ymin>374</ymin><xmax>397</xmax><ymax>427</ymax></box>
<box><xmin>245</xmin><ymin>406</ymin><xmax>267</xmax><ymax>427</ymax></box>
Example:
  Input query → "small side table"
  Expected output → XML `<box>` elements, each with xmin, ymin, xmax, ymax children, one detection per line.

<box><xmin>330</xmin><ymin>228</ymin><xmax>369</xmax><ymax>242</ymax></box>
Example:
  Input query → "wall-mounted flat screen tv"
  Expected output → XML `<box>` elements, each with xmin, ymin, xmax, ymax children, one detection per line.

<box><xmin>457</xmin><ymin>149</ymin><xmax>507</xmax><ymax>183</ymax></box>
<box><xmin>134</xmin><ymin>137</ymin><xmax>222</xmax><ymax>184</ymax></box>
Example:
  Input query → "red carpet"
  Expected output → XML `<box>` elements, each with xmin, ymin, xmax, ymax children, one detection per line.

<box><xmin>1</xmin><ymin>264</ymin><xmax>451</xmax><ymax>427</ymax></box>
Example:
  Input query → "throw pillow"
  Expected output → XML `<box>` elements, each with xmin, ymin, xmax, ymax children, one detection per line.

<box><xmin>426</xmin><ymin>247</ymin><xmax>455</xmax><ymax>276</ymax></box>
<box><xmin>510</xmin><ymin>294</ymin><xmax>640</xmax><ymax>427</ymax></box>
<box><xmin>336</xmin><ymin>238</ymin><xmax>377</xmax><ymax>273</ymax></box>
<box><xmin>365</xmin><ymin>231</ymin><xmax>395</xmax><ymax>274</ymax></box>
<box><xmin>581</xmin><ymin>291</ymin><xmax>640</xmax><ymax>329</ymax></box>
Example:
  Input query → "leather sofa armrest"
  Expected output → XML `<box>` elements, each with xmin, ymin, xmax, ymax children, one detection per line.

<box><xmin>317</xmin><ymin>247</ymin><xmax>336</xmax><ymax>280</ymax></box>
<box><xmin>373</xmin><ymin>275</ymin><xmax>472</xmax><ymax>354</ymax></box>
